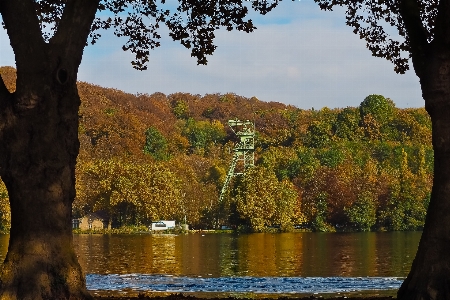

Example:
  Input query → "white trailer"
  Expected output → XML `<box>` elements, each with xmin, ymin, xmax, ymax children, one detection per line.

<box><xmin>150</xmin><ymin>220</ymin><xmax>176</xmax><ymax>231</ymax></box>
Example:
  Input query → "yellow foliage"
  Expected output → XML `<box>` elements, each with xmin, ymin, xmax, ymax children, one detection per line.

<box><xmin>0</xmin><ymin>179</ymin><xmax>11</xmax><ymax>232</ymax></box>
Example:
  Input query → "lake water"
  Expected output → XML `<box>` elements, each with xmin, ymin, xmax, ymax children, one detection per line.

<box><xmin>0</xmin><ymin>232</ymin><xmax>422</xmax><ymax>297</ymax></box>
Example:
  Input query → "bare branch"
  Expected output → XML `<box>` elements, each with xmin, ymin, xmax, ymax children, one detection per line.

<box><xmin>50</xmin><ymin>0</ymin><xmax>101</xmax><ymax>69</ymax></box>
<box><xmin>0</xmin><ymin>77</ymin><xmax>9</xmax><ymax>177</ymax></box>
<box><xmin>0</xmin><ymin>0</ymin><xmax>46</xmax><ymax>70</ymax></box>
<box><xmin>0</xmin><ymin>76</ymin><xmax>9</xmax><ymax>104</ymax></box>
<box><xmin>399</xmin><ymin>0</ymin><xmax>430</xmax><ymax>76</ymax></box>
<box><xmin>433</xmin><ymin>0</ymin><xmax>450</xmax><ymax>47</ymax></box>
<box><xmin>0</xmin><ymin>140</ymin><xmax>5</xmax><ymax>178</ymax></box>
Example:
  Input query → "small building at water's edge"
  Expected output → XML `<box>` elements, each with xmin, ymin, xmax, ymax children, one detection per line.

<box><xmin>72</xmin><ymin>212</ymin><xmax>107</xmax><ymax>230</ymax></box>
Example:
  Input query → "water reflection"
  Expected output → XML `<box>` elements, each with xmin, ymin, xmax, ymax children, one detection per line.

<box><xmin>0</xmin><ymin>232</ymin><xmax>421</xmax><ymax>277</ymax></box>
<box><xmin>0</xmin><ymin>232</ymin><xmax>421</xmax><ymax>296</ymax></box>
<box><xmin>70</xmin><ymin>232</ymin><xmax>421</xmax><ymax>278</ymax></box>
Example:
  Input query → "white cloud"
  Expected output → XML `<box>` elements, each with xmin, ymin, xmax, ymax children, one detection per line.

<box><xmin>1</xmin><ymin>1</ymin><xmax>423</xmax><ymax>109</ymax></box>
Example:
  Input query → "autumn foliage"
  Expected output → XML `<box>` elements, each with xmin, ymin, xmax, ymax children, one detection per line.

<box><xmin>0</xmin><ymin>67</ymin><xmax>433</xmax><ymax>232</ymax></box>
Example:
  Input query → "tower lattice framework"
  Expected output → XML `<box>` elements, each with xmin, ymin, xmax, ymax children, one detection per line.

<box><xmin>219</xmin><ymin>119</ymin><xmax>255</xmax><ymax>203</ymax></box>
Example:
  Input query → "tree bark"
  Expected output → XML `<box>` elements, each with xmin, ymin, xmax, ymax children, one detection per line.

<box><xmin>397</xmin><ymin>46</ymin><xmax>450</xmax><ymax>299</ymax></box>
<box><xmin>0</xmin><ymin>68</ymin><xmax>94</xmax><ymax>300</ymax></box>
<box><xmin>398</xmin><ymin>111</ymin><xmax>450</xmax><ymax>299</ymax></box>
<box><xmin>398</xmin><ymin>103</ymin><xmax>450</xmax><ymax>300</ymax></box>
<box><xmin>0</xmin><ymin>1</ymin><xmax>99</xmax><ymax>299</ymax></box>
<box><xmin>395</xmin><ymin>1</ymin><xmax>450</xmax><ymax>299</ymax></box>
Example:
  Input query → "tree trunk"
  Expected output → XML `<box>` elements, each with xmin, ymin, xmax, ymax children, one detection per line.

<box><xmin>0</xmin><ymin>2</ymin><xmax>100</xmax><ymax>298</ymax></box>
<box><xmin>398</xmin><ymin>53</ymin><xmax>450</xmax><ymax>300</ymax></box>
<box><xmin>0</xmin><ymin>67</ymin><xmax>92</xmax><ymax>299</ymax></box>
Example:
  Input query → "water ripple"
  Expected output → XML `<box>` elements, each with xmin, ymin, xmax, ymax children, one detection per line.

<box><xmin>86</xmin><ymin>274</ymin><xmax>403</xmax><ymax>294</ymax></box>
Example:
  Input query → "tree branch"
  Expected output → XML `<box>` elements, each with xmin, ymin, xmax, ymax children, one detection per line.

<box><xmin>0</xmin><ymin>0</ymin><xmax>46</xmax><ymax>70</ymax></box>
<box><xmin>0</xmin><ymin>131</ymin><xmax>5</xmax><ymax>177</ymax></box>
<box><xmin>399</xmin><ymin>0</ymin><xmax>430</xmax><ymax>77</ymax></box>
<box><xmin>50</xmin><ymin>0</ymin><xmax>101</xmax><ymax>72</ymax></box>
<box><xmin>433</xmin><ymin>0</ymin><xmax>450</xmax><ymax>48</ymax></box>
<box><xmin>0</xmin><ymin>76</ymin><xmax>9</xmax><ymax>104</ymax></box>
<box><xmin>0</xmin><ymin>76</ymin><xmax>9</xmax><ymax>177</ymax></box>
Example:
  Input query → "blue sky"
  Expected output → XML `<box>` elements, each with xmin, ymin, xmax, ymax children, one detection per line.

<box><xmin>0</xmin><ymin>1</ymin><xmax>423</xmax><ymax>109</ymax></box>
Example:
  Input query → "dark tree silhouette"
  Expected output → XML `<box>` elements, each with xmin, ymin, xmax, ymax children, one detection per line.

<box><xmin>315</xmin><ymin>0</ymin><xmax>450</xmax><ymax>299</ymax></box>
<box><xmin>0</xmin><ymin>1</ymin><xmax>279</xmax><ymax>298</ymax></box>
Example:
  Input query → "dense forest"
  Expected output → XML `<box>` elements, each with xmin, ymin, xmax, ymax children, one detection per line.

<box><xmin>0</xmin><ymin>66</ymin><xmax>433</xmax><ymax>232</ymax></box>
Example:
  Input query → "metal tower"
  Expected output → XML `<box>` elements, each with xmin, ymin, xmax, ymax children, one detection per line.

<box><xmin>219</xmin><ymin>119</ymin><xmax>255</xmax><ymax>203</ymax></box>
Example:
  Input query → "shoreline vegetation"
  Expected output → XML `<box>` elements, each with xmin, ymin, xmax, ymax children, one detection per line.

<box><xmin>0</xmin><ymin>67</ymin><xmax>433</xmax><ymax>234</ymax></box>
<box><xmin>71</xmin><ymin>225</ymin><xmax>421</xmax><ymax>235</ymax></box>
<box><xmin>72</xmin><ymin>228</ymin><xmax>296</xmax><ymax>235</ymax></box>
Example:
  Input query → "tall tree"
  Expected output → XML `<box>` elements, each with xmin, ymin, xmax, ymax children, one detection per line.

<box><xmin>0</xmin><ymin>1</ymin><xmax>279</xmax><ymax>299</ymax></box>
<box><xmin>315</xmin><ymin>0</ymin><xmax>450</xmax><ymax>299</ymax></box>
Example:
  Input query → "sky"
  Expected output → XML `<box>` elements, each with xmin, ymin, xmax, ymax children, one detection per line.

<box><xmin>0</xmin><ymin>1</ymin><xmax>424</xmax><ymax>110</ymax></box>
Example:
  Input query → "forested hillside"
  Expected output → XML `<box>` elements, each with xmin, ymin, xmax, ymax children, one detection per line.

<box><xmin>0</xmin><ymin>66</ymin><xmax>433</xmax><ymax>232</ymax></box>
